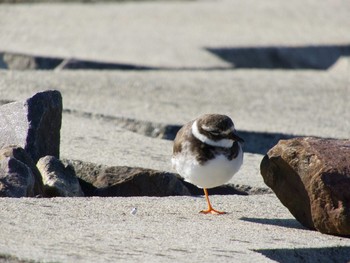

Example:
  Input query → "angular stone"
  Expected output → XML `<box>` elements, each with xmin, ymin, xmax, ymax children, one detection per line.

<box><xmin>0</xmin><ymin>90</ymin><xmax>62</xmax><ymax>163</ymax></box>
<box><xmin>37</xmin><ymin>156</ymin><xmax>84</xmax><ymax>197</ymax></box>
<box><xmin>0</xmin><ymin>146</ymin><xmax>44</xmax><ymax>196</ymax></box>
<box><xmin>0</xmin><ymin>146</ymin><xmax>36</xmax><ymax>197</ymax></box>
<box><xmin>64</xmin><ymin>159</ymin><xmax>191</xmax><ymax>197</ymax></box>
<box><xmin>260</xmin><ymin>137</ymin><xmax>350</xmax><ymax>236</ymax></box>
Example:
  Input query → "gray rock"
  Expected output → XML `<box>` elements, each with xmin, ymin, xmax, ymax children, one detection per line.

<box><xmin>0</xmin><ymin>145</ymin><xmax>44</xmax><ymax>196</ymax></box>
<box><xmin>0</xmin><ymin>146</ymin><xmax>35</xmax><ymax>197</ymax></box>
<box><xmin>260</xmin><ymin>137</ymin><xmax>350</xmax><ymax>236</ymax></box>
<box><xmin>0</xmin><ymin>90</ymin><xmax>62</xmax><ymax>163</ymax></box>
<box><xmin>37</xmin><ymin>156</ymin><xmax>84</xmax><ymax>197</ymax></box>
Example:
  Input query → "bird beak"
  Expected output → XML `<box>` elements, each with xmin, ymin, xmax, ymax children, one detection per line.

<box><xmin>229</xmin><ymin>131</ymin><xmax>244</xmax><ymax>143</ymax></box>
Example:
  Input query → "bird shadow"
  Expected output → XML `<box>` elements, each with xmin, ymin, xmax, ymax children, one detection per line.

<box><xmin>239</xmin><ymin>216</ymin><xmax>307</xmax><ymax>230</ymax></box>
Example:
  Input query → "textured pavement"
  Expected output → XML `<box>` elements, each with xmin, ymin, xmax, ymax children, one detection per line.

<box><xmin>1</xmin><ymin>196</ymin><xmax>350</xmax><ymax>263</ymax></box>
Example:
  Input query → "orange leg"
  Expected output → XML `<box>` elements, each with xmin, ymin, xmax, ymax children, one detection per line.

<box><xmin>200</xmin><ymin>188</ymin><xmax>226</xmax><ymax>215</ymax></box>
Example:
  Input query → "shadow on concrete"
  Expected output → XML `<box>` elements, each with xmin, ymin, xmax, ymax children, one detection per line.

<box><xmin>239</xmin><ymin>217</ymin><xmax>306</xmax><ymax>230</ymax></box>
<box><xmin>182</xmin><ymin>180</ymin><xmax>248</xmax><ymax>196</ymax></box>
<box><xmin>244</xmin><ymin>217</ymin><xmax>350</xmax><ymax>262</ymax></box>
<box><xmin>206</xmin><ymin>44</ymin><xmax>350</xmax><ymax>70</ymax></box>
<box><xmin>62</xmin><ymin>60</ymin><xmax>155</xmax><ymax>70</ymax></box>
<box><xmin>0</xmin><ymin>52</ymin><xmax>226</xmax><ymax>71</ymax></box>
<box><xmin>0</xmin><ymin>254</ymin><xmax>32</xmax><ymax>263</ymax></box>
<box><xmin>239</xmin><ymin>130</ymin><xmax>296</xmax><ymax>155</ymax></box>
<box><xmin>253</xmin><ymin>246</ymin><xmax>350</xmax><ymax>263</ymax></box>
<box><xmin>0</xmin><ymin>53</ymin><xmax>158</xmax><ymax>70</ymax></box>
<box><xmin>2</xmin><ymin>44</ymin><xmax>349</xmax><ymax>70</ymax></box>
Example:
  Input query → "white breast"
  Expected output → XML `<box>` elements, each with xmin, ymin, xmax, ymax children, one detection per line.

<box><xmin>172</xmin><ymin>142</ymin><xmax>243</xmax><ymax>189</ymax></box>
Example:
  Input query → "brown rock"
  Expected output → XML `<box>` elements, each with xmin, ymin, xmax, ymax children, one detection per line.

<box><xmin>64</xmin><ymin>159</ymin><xmax>191</xmax><ymax>197</ymax></box>
<box><xmin>94</xmin><ymin>166</ymin><xmax>191</xmax><ymax>197</ymax></box>
<box><xmin>260</xmin><ymin>137</ymin><xmax>350</xmax><ymax>236</ymax></box>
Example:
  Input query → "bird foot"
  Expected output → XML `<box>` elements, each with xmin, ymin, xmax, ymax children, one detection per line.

<box><xmin>200</xmin><ymin>208</ymin><xmax>226</xmax><ymax>215</ymax></box>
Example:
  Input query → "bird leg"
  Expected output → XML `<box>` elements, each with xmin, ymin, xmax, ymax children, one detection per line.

<box><xmin>200</xmin><ymin>188</ymin><xmax>226</xmax><ymax>215</ymax></box>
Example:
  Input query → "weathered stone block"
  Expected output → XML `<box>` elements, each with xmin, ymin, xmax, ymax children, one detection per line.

<box><xmin>261</xmin><ymin>137</ymin><xmax>350</xmax><ymax>236</ymax></box>
<box><xmin>0</xmin><ymin>90</ymin><xmax>62</xmax><ymax>163</ymax></box>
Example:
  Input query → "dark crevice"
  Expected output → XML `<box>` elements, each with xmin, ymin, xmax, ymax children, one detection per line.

<box><xmin>63</xmin><ymin>108</ymin><xmax>167</xmax><ymax>138</ymax></box>
<box><xmin>0</xmin><ymin>52</ymin><xmax>226</xmax><ymax>71</ymax></box>
<box><xmin>0</xmin><ymin>52</ymin><xmax>158</xmax><ymax>71</ymax></box>
<box><xmin>182</xmin><ymin>181</ymin><xmax>272</xmax><ymax>196</ymax></box>
<box><xmin>63</xmin><ymin>108</ymin><xmax>303</xmax><ymax>155</ymax></box>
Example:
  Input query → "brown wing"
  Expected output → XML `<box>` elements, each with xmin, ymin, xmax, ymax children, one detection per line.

<box><xmin>172</xmin><ymin>121</ymin><xmax>194</xmax><ymax>155</ymax></box>
<box><xmin>173</xmin><ymin>120</ymin><xmax>218</xmax><ymax>165</ymax></box>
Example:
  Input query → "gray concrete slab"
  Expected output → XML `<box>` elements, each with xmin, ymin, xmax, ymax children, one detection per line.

<box><xmin>0</xmin><ymin>70</ymin><xmax>348</xmax><ymax>138</ymax></box>
<box><xmin>0</xmin><ymin>1</ymin><xmax>350</xmax><ymax>68</ymax></box>
<box><xmin>0</xmin><ymin>195</ymin><xmax>350</xmax><ymax>263</ymax></box>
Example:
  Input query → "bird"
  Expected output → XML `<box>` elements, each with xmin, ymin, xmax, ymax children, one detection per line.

<box><xmin>172</xmin><ymin>114</ymin><xmax>244</xmax><ymax>214</ymax></box>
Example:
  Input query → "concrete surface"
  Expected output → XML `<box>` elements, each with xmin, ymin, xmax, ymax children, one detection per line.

<box><xmin>0</xmin><ymin>0</ymin><xmax>349</xmax><ymax>262</ymax></box>
<box><xmin>0</xmin><ymin>70</ymin><xmax>348</xmax><ymax>138</ymax></box>
<box><xmin>0</xmin><ymin>0</ymin><xmax>350</xmax><ymax>68</ymax></box>
<box><xmin>1</xmin><ymin>195</ymin><xmax>350</xmax><ymax>263</ymax></box>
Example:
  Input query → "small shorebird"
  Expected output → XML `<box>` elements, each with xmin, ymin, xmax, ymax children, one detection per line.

<box><xmin>172</xmin><ymin>114</ymin><xmax>244</xmax><ymax>214</ymax></box>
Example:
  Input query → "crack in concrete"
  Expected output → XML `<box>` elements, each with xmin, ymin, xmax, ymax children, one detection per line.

<box><xmin>62</xmin><ymin>108</ymin><xmax>304</xmax><ymax>155</ymax></box>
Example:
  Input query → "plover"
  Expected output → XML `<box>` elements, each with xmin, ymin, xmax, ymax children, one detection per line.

<box><xmin>172</xmin><ymin>114</ymin><xmax>244</xmax><ymax>214</ymax></box>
